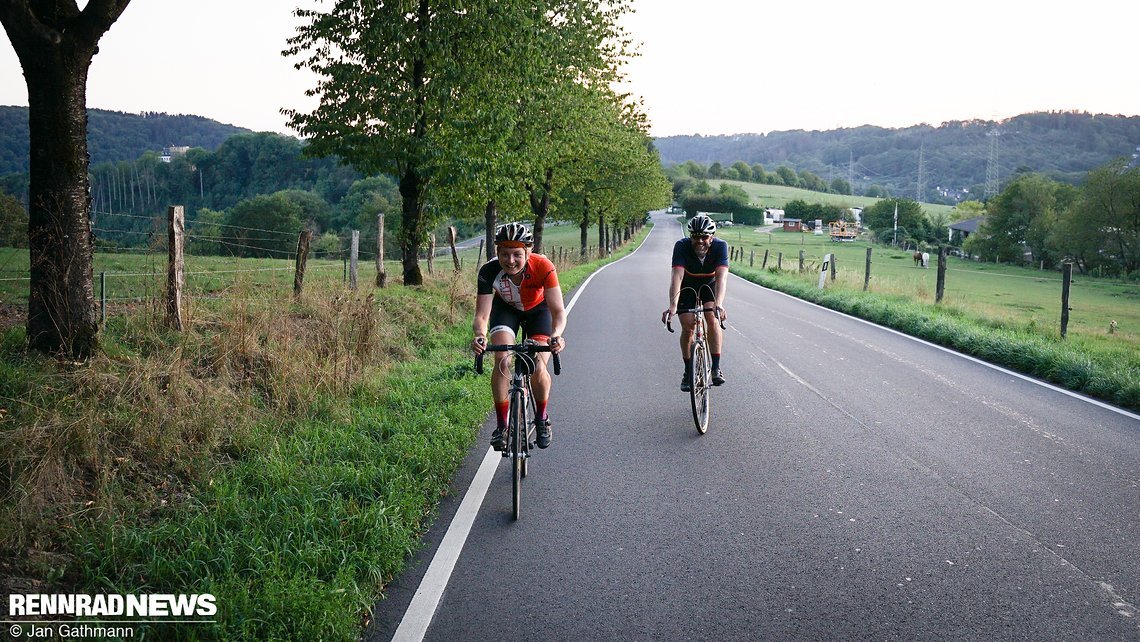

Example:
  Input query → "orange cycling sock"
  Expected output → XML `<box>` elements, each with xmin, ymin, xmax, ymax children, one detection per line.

<box><xmin>536</xmin><ymin>400</ymin><xmax>548</xmax><ymax>421</ymax></box>
<box><xmin>495</xmin><ymin>400</ymin><xmax>510</xmax><ymax>428</ymax></box>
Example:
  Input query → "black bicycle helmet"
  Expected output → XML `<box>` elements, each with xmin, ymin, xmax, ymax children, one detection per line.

<box><xmin>495</xmin><ymin>221</ymin><xmax>534</xmax><ymax>245</ymax></box>
<box><xmin>687</xmin><ymin>214</ymin><xmax>717</xmax><ymax>235</ymax></box>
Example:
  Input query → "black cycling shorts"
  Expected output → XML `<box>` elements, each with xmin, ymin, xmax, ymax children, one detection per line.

<box><xmin>488</xmin><ymin>297</ymin><xmax>553</xmax><ymax>342</ymax></box>
<box><xmin>678</xmin><ymin>279</ymin><xmax>717</xmax><ymax>312</ymax></box>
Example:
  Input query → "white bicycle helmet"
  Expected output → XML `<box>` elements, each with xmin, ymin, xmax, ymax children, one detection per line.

<box><xmin>494</xmin><ymin>222</ymin><xmax>534</xmax><ymax>246</ymax></box>
<box><xmin>687</xmin><ymin>214</ymin><xmax>717</xmax><ymax>235</ymax></box>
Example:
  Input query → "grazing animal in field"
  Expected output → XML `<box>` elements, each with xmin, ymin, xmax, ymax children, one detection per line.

<box><xmin>913</xmin><ymin>251</ymin><xmax>922</xmax><ymax>267</ymax></box>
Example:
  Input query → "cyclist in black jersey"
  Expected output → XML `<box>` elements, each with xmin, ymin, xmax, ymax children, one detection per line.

<box><xmin>661</xmin><ymin>214</ymin><xmax>729</xmax><ymax>391</ymax></box>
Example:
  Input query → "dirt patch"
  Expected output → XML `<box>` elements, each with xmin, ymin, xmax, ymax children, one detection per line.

<box><xmin>0</xmin><ymin>303</ymin><xmax>23</xmax><ymax>332</ymax></box>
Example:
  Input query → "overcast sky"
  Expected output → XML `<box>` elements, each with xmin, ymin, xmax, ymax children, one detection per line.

<box><xmin>2</xmin><ymin>0</ymin><xmax>1137</xmax><ymax>138</ymax></box>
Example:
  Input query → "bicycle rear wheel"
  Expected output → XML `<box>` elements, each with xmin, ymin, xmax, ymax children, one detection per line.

<box><xmin>510</xmin><ymin>387</ymin><xmax>525</xmax><ymax>520</ymax></box>
<box><xmin>690</xmin><ymin>339</ymin><xmax>711</xmax><ymax>434</ymax></box>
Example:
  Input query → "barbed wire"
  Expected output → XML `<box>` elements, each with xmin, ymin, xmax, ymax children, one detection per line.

<box><xmin>97</xmin><ymin>210</ymin><xmax>302</xmax><ymax>237</ymax></box>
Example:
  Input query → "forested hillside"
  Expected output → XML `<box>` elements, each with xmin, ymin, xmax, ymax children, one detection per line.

<box><xmin>655</xmin><ymin>111</ymin><xmax>1140</xmax><ymax>203</ymax></box>
<box><xmin>0</xmin><ymin>105</ymin><xmax>250</xmax><ymax>175</ymax></box>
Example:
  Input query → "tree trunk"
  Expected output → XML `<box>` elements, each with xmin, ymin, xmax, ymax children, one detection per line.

<box><xmin>527</xmin><ymin>168</ymin><xmax>553</xmax><ymax>254</ymax></box>
<box><xmin>398</xmin><ymin>166</ymin><xmax>424</xmax><ymax>285</ymax></box>
<box><xmin>597</xmin><ymin>210</ymin><xmax>605</xmax><ymax>258</ymax></box>
<box><xmin>2</xmin><ymin>1</ymin><xmax>131</xmax><ymax>357</ymax></box>
<box><xmin>397</xmin><ymin>0</ymin><xmax>430</xmax><ymax>287</ymax></box>
<box><xmin>484</xmin><ymin>200</ymin><xmax>497</xmax><ymax>261</ymax></box>
<box><xmin>579</xmin><ymin>197</ymin><xmax>590</xmax><ymax>260</ymax></box>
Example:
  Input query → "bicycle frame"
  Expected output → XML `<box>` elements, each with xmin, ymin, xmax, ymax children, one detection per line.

<box><xmin>475</xmin><ymin>341</ymin><xmax>561</xmax><ymax>519</ymax></box>
<box><xmin>665</xmin><ymin>285</ymin><xmax>724</xmax><ymax>434</ymax></box>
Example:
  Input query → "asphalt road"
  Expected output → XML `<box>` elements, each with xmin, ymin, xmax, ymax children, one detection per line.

<box><xmin>370</xmin><ymin>211</ymin><xmax>1140</xmax><ymax>641</ymax></box>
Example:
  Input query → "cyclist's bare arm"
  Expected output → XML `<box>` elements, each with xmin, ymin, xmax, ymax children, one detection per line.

<box><xmin>545</xmin><ymin>286</ymin><xmax>567</xmax><ymax>354</ymax></box>
<box><xmin>662</xmin><ymin>266</ymin><xmax>685</xmax><ymax>323</ymax></box>
<box><xmin>472</xmin><ymin>293</ymin><xmax>493</xmax><ymax>354</ymax></box>
<box><xmin>712</xmin><ymin>265</ymin><xmax>729</xmax><ymax>321</ymax></box>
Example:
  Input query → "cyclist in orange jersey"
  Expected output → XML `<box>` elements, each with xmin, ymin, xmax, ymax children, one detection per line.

<box><xmin>472</xmin><ymin>222</ymin><xmax>566</xmax><ymax>450</ymax></box>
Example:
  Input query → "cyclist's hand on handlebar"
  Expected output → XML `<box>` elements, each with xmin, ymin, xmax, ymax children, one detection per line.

<box><xmin>716</xmin><ymin>306</ymin><xmax>728</xmax><ymax>322</ymax></box>
<box><xmin>661</xmin><ymin>308</ymin><xmax>675</xmax><ymax>325</ymax></box>
<box><xmin>549</xmin><ymin>336</ymin><xmax>564</xmax><ymax>354</ymax></box>
<box><xmin>471</xmin><ymin>335</ymin><xmax>486</xmax><ymax>355</ymax></box>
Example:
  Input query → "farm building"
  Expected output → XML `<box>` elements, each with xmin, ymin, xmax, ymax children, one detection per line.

<box><xmin>949</xmin><ymin>216</ymin><xmax>985</xmax><ymax>243</ymax></box>
<box><xmin>696</xmin><ymin>211</ymin><xmax>734</xmax><ymax>225</ymax></box>
<box><xmin>782</xmin><ymin>218</ymin><xmax>803</xmax><ymax>232</ymax></box>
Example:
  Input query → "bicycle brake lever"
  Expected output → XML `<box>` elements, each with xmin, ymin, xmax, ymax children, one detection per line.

<box><xmin>474</xmin><ymin>352</ymin><xmax>484</xmax><ymax>375</ymax></box>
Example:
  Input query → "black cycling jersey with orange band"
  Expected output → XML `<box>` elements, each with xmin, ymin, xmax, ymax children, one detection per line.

<box><xmin>672</xmin><ymin>237</ymin><xmax>729</xmax><ymax>310</ymax></box>
<box><xmin>477</xmin><ymin>253</ymin><xmax>559</xmax><ymax>341</ymax></box>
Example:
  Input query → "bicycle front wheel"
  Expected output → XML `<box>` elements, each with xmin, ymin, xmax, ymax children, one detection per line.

<box><xmin>510</xmin><ymin>388</ymin><xmax>526</xmax><ymax>520</ymax></box>
<box><xmin>690</xmin><ymin>339</ymin><xmax>711</xmax><ymax>434</ymax></box>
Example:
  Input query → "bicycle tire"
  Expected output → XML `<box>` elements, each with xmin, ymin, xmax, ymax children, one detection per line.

<box><xmin>690</xmin><ymin>338</ymin><xmax>710</xmax><ymax>434</ymax></box>
<box><xmin>510</xmin><ymin>387</ymin><xmax>525</xmax><ymax>520</ymax></box>
<box><xmin>521</xmin><ymin>381</ymin><xmax>534</xmax><ymax>479</ymax></box>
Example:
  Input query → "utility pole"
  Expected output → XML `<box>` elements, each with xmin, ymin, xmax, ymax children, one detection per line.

<box><xmin>848</xmin><ymin>150</ymin><xmax>855</xmax><ymax>194</ymax></box>
<box><xmin>985</xmin><ymin>128</ymin><xmax>1001</xmax><ymax>199</ymax></box>
<box><xmin>916</xmin><ymin>141</ymin><xmax>926</xmax><ymax>203</ymax></box>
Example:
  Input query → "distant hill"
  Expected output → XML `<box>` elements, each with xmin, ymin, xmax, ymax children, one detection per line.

<box><xmin>0</xmin><ymin>106</ymin><xmax>252</xmax><ymax>175</ymax></box>
<box><xmin>654</xmin><ymin>111</ymin><xmax>1140</xmax><ymax>203</ymax></box>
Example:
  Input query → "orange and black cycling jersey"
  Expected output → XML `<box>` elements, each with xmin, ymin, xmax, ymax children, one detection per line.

<box><xmin>477</xmin><ymin>253</ymin><xmax>559</xmax><ymax>311</ymax></box>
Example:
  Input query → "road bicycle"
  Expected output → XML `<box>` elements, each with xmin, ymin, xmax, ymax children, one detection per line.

<box><xmin>665</xmin><ymin>285</ymin><xmax>724</xmax><ymax>435</ymax></box>
<box><xmin>475</xmin><ymin>340</ymin><xmax>561</xmax><ymax>520</ymax></box>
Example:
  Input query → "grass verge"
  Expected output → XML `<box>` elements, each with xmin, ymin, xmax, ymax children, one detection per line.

<box><xmin>733</xmin><ymin>265</ymin><xmax>1140</xmax><ymax>412</ymax></box>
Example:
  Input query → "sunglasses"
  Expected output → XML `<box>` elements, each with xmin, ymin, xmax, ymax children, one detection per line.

<box><xmin>690</xmin><ymin>234</ymin><xmax>712</xmax><ymax>240</ymax></box>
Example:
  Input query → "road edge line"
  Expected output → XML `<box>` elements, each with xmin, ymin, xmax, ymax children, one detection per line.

<box><xmin>390</xmin><ymin>220</ymin><xmax>659</xmax><ymax>641</ymax></box>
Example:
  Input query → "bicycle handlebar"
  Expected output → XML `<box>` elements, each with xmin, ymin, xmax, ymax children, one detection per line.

<box><xmin>475</xmin><ymin>342</ymin><xmax>561</xmax><ymax>376</ymax></box>
<box><xmin>665</xmin><ymin>307</ymin><xmax>725</xmax><ymax>333</ymax></box>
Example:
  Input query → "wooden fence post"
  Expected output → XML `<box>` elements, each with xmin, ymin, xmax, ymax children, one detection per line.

<box><xmin>376</xmin><ymin>213</ymin><xmax>386</xmax><ymax>288</ymax></box>
<box><xmin>762</xmin><ymin>249</ymin><xmax>769</xmax><ymax>269</ymax></box>
<box><xmin>427</xmin><ymin>233</ymin><xmax>436</xmax><ymax>275</ymax></box>
<box><xmin>798</xmin><ymin>249</ymin><xmax>805</xmax><ymax>272</ymax></box>
<box><xmin>935</xmin><ymin>246</ymin><xmax>947</xmax><ymax>303</ymax></box>
<box><xmin>477</xmin><ymin>239</ymin><xmax>485</xmax><ymax>266</ymax></box>
<box><xmin>294</xmin><ymin>229</ymin><xmax>312</xmax><ymax>299</ymax></box>
<box><xmin>830</xmin><ymin>252</ymin><xmax>837</xmax><ymax>281</ymax></box>
<box><xmin>778</xmin><ymin>252</ymin><xmax>783</xmax><ymax>270</ymax></box>
<box><xmin>349</xmin><ymin>230</ymin><xmax>359</xmax><ymax>290</ymax></box>
<box><xmin>1061</xmin><ymin>262</ymin><xmax>1073</xmax><ymax>338</ymax></box>
<box><xmin>448</xmin><ymin>226</ymin><xmax>460</xmax><ymax>272</ymax></box>
<box><xmin>166</xmin><ymin>205</ymin><xmax>185</xmax><ymax>331</ymax></box>
<box><xmin>99</xmin><ymin>271</ymin><xmax>106</xmax><ymax>325</ymax></box>
<box><xmin>864</xmin><ymin>246</ymin><xmax>872</xmax><ymax>291</ymax></box>
<box><xmin>750</xmin><ymin>249</ymin><xmax>754</xmax><ymax>267</ymax></box>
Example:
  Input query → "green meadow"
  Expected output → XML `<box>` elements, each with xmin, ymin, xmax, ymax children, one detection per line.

<box><xmin>707</xmin><ymin>178</ymin><xmax>959</xmax><ymax>219</ymax></box>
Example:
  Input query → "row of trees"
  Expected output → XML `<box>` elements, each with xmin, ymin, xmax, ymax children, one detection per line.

<box><xmin>668</xmin><ymin>160</ymin><xmax>861</xmax><ymax>196</ymax></box>
<box><xmin>2</xmin><ymin>0</ymin><xmax>670</xmax><ymax>357</ymax></box>
<box><xmin>285</xmin><ymin>0</ymin><xmax>670</xmax><ymax>286</ymax></box>
<box><xmin>965</xmin><ymin>160</ymin><xmax>1140</xmax><ymax>276</ymax></box>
